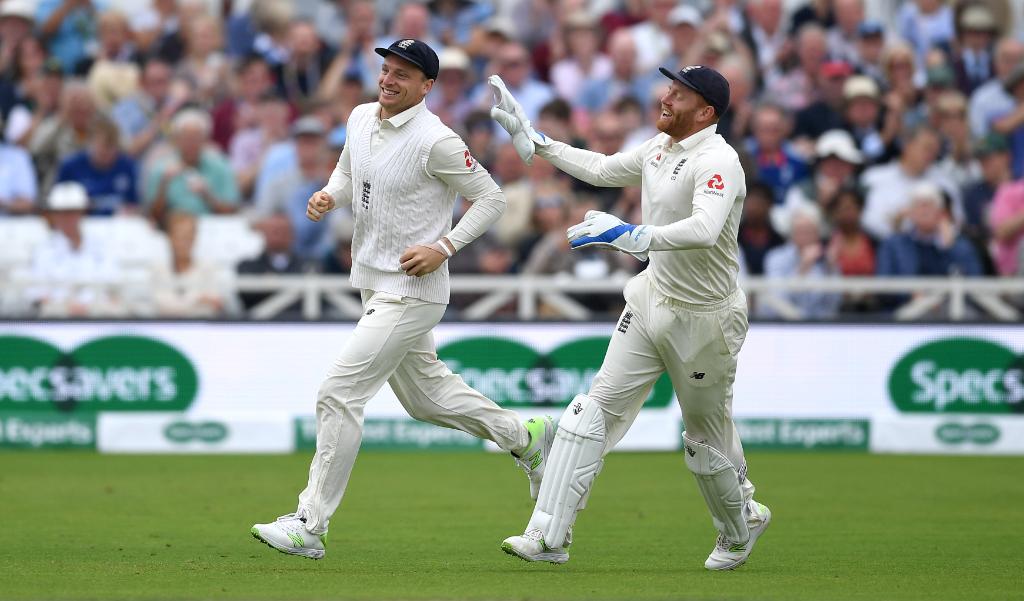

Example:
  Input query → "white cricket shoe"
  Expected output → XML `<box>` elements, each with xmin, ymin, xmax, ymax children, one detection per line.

<box><xmin>513</xmin><ymin>416</ymin><xmax>556</xmax><ymax>500</ymax></box>
<box><xmin>250</xmin><ymin>513</ymin><xmax>327</xmax><ymax>560</ymax></box>
<box><xmin>501</xmin><ymin>528</ymin><xmax>569</xmax><ymax>564</ymax></box>
<box><xmin>704</xmin><ymin>502</ymin><xmax>771</xmax><ymax>570</ymax></box>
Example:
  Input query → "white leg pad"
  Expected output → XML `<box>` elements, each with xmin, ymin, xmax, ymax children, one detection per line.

<box><xmin>528</xmin><ymin>395</ymin><xmax>605</xmax><ymax>548</ymax></box>
<box><xmin>683</xmin><ymin>432</ymin><xmax>750</xmax><ymax>544</ymax></box>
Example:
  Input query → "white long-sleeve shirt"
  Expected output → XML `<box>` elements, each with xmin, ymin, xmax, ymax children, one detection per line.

<box><xmin>322</xmin><ymin>100</ymin><xmax>505</xmax><ymax>303</ymax></box>
<box><xmin>538</xmin><ymin>123</ymin><xmax>746</xmax><ymax>304</ymax></box>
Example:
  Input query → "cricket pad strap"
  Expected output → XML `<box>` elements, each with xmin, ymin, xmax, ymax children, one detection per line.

<box><xmin>682</xmin><ymin>432</ymin><xmax>750</xmax><ymax>544</ymax></box>
<box><xmin>531</xmin><ymin>394</ymin><xmax>605</xmax><ymax>548</ymax></box>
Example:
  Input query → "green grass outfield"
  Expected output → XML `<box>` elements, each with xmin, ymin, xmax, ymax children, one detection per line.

<box><xmin>1</xmin><ymin>451</ymin><xmax>1022</xmax><ymax>601</ymax></box>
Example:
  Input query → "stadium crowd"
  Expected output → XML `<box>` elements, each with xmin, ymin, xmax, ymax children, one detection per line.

<box><xmin>1</xmin><ymin>0</ymin><xmax>1023</xmax><ymax>318</ymax></box>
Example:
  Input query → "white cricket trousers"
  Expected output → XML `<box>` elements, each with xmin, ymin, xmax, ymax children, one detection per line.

<box><xmin>297</xmin><ymin>289</ymin><xmax>530</xmax><ymax>534</ymax></box>
<box><xmin>592</xmin><ymin>271</ymin><xmax>755</xmax><ymax>494</ymax></box>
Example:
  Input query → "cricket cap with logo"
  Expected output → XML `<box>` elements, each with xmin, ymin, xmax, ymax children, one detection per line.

<box><xmin>658</xmin><ymin>65</ymin><xmax>731</xmax><ymax>116</ymax></box>
<box><xmin>375</xmin><ymin>39</ymin><xmax>440</xmax><ymax>80</ymax></box>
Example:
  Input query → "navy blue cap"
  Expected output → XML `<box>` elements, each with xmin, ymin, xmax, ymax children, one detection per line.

<box><xmin>375</xmin><ymin>39</ymin><xmax>440</xmax><ymax>80</ymax></box>
<box><xmin>659</xmin><ymin>65</ymin><xmax>730</xmax><ymax>117</ymax></box>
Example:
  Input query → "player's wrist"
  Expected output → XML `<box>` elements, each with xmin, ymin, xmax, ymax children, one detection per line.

<box><xmin>433</xmin><ymin>238</ymin><xmax>455</xmax><ymax>258</ymax></box>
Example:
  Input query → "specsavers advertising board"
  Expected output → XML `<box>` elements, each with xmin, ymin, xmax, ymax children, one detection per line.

<box><xmin>0</xmin><ymin>323</ymin><xmax>1021</xmax><ymax>454</ymax></box>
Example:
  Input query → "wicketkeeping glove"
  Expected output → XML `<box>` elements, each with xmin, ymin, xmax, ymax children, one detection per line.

<box><xmin>488</xmin><ymin>75</ymin><xmax>548</xmax><ymax>165</ymax></box>
<box><xmin>566</xmin><ymin>210</ymin><xmax>652</xmax><ymax>262</ymax></box>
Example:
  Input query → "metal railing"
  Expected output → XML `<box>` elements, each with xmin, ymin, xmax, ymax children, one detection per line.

<box><xmin>4</xmin><ymin>274</ymin><xmax>1022</xmax><ymax>321</ymax></box>
<box><xmin>233</xmin><ymin>275</ymin><xmax>1024</xmax><ymax>321</ymax></box>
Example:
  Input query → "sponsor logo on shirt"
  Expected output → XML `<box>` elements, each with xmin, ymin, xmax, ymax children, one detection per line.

<box><xmin>670</xmin><ymin>158</ymin><xmax>687</xmax><ymax>180</ymax></box>
<box><xmin>464</xmin><ymin>150</ymin><xmax>478</xmax><ymax>172</ymax></box>
<box><xmin>704</xmin><ymin>173</ymin><xmax>726</xmax><ymax>197</ymax></box>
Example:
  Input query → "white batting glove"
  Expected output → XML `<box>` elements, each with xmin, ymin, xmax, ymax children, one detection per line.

<box><xmin>488</xmin><ymin>75</ymin><xmax>549</xmax><ymax>165</ymax></box>
<box><xmin>567</xmin><ymin>210</ymin><xmax>652</xmax><ymax>262</ymax></box>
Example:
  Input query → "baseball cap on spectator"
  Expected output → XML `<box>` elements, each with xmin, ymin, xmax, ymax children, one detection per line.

<box><xmin>47</xmin><ymin>182</ymin><xmax>89</xmax><ymax>212</ymax></box>
<box><xmin>668</xmin><ymin>4</ymin><xmax>702</xmax><ymax>27</ymax></box>
<box><xmin>375</xmin><ymin>39</ymin><xmax>440</xmax><ymax>80</ymax></box>
<box><xmin>959</xmin><ymin>5</ymin><xmax>997</xmax><ymax>32</ymax></box>
<box><xmin>821</xmin><ymin>60</ymin><xmax>853</xmax><ymax>78</ymax></box>
<box><xmin>291</xmin><ymin>116</ymin><xmax>326</xmax><ymax>137</ymax></box>
<box><xmin>815</xmin><ymin>130</ymin><xmax>863</xmax><ymax>165</ymax></box>
<box><xmin>973</xmin><ymin>133</ymin><xmax>1008</xmax><ymax>158</ymax></box>
<box><xmin>910</xmin><ymin>182</ymin><xmax>944</xmax><ymax>207</ymax></box>
<box><xmin>483</xmin><ymin>16</ymin><xmax>516</xmax><ymax>41</ymax></box>
<box><xmin>925</xmin><ymin>65</ymin><xmax>955</xmax><ymax>88</ymax></box>
<box><xmin>658</xmin><ymin>65</ymin><xmax>731</xmax><ymax>116</ymax></box>
<box><xmin>437</xmin><ymin>47</ymin><xmax>471</xmax><ymax>73</ymax></box>
<box><xmin>857</xmin><ymin>21</ymin><xmax>884</xmax><ymax>38</ymax></box>
<box><xmin>843</xmin><ymin>75</ymin><xmax>880</xmax><ymax>101</ymax></box>
<box><xmin>0</xmin><ymin>0</ymin><xmax>35</xmax><ymax>21</ymax></box>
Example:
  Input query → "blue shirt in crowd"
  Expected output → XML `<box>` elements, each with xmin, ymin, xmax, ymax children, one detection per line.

<box><xmin>56</xmin><ymin>151</ymin><xmax>138</xmax><ymax>216</ymax></box>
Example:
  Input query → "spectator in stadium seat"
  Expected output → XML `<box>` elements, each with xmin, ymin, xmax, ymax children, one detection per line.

<box><xmin>876</xmin><ymin>183</ymin><xmax>981</xmax><ymax>277</ymax></box>
<box><xmin>826</xmin><ymin>186</ymin><xmax>876</xmax><ymax>277</ymax></box>
<box><xmin>0</xmin><ymin>0</ymin><xmax>38</xmax><ymax>78</ymax></box>
<box><xmin>793</xmin><ymin>60</ymin><xmax>851</xmax><ymax>142</ymax></box>
<box><xmin>827</xmin><ymin>0</ymin><xmax>863</xmax><ymax>66</ymax></box>
<box><xmin>209</xmin><ymin>54</ymin><xmax>275</xmax><ymax>152</ymax></box>
<box><xmin>229</xmin><ymin>92</ymin><xmax>291</xmax><ymax>201</ymax></box>
<box><xmin>177</xmin><ymin>12</ymin><xmax>231</xmax><ymax>107</ymax></box>
<box><xmin>1</xmin><ymin>37</ymin><xmax>51</xmax><ymax>142</ymax></box>
<box><xmin>934</xmin><ymin>90</ymin><xmax>981</xmax><ymax>188</ymax></box>
<box><xmin>55</xmin><ymin>117</ymin><xmax>138</xmax><ymax>216</ymax></box>
<box><xmin>83</xmin><ymin>10</ymin><xmax>141</xmax><ymax>109</ymax></box>
<box><xmin>29</xmin><ymin>79</ymin><xmax>96</xmax><ymax>190</ymax></box>
<box><xmin>579</xmin><ymin>28</ymin><xmax>649</xmax><ymax>114</ymax></box>
<box><xmin>425</xmin><ymin>47</ymin><xmax>476</xmax><ymax>129</ymax></box>
<box><xmin>778</xmin><ymin>129</ymin><xmax>863</xmax><ymax>235</ymax></box>
<box><xmin>764</xmin><ymin>23</ymin><xmax>829</xmax><ymax>112</ymax></box>
<box><xmin>251</xmin><ymin>116</ymin><xmax>334</xmax><ymax>262</ymax></box>
<box><xmin>237</xmin><ymin>213</ymin><xmax>305</xmax><ymax>310</ymax></box>
<box><xmin>474</xmin><ymin>41</ymin><xmax>553</xmax><ymax>122</ymax></box>
<box><xmin>37</xmin><ymin>0</ymin><xmax>106</xmax><ymax>75</ymax></box>
<box><xmin>130</xmin><ymin>0</ymin><xmax>186</xmax><ymax>63</ymax></box>
<box><xmin>490</xmin><ymin>142</ymin><xmax>533</xmax><ymax>248</ymax></box>
<box><xmin>738</xmin><ymin>182</ymin><xmax>784</xmax><ymax>276</ymax></box>
<box><xmin>745</xmin><ymin>103</ymin><xmax>809</xmax><ymax>205</ymax></box>
<box><xmin>951</xmin><ymin>4</ymin><xmax>997</xmax><ymax>96</ymax></box>
<box><xmin>740</xmin><ymin>0</ymin><xmax>787</xmax><ymax>79</ymax></box>
<box><xmin>990</xmin><ymin>64</ymin><xmax>1024</xmax><ymax>179</ymax></box>
<box><xmin>429</xmin><ymin>0</ymin><xmax>491</xmax><ymax>48</ymax></box>
<box><xmin>989</xmin><ymin>172</ymin><xmax>1024</xmax><ymax>276</ymax></box>
<box><xmin>550</xmin><ymin>12</ymin><xmax>611</xmax><ymax>107</ymax></box>
<box><xmin>25</xmin><ymin>181</ymin><xmax>124</xmax><ymax>317</ymax></box>
<box><xmin>880</xmin><ymin>43</ymin><xmax>921</xmax><ymax>128</ymax></box>
<box><xmin>0</xmin><ymin>112</ymin><xmax>38</xmax><ymax>215</ymax></box>
<box><xmin>628</xmin><ymin>0</ymin><xmax>678</xmax><ymax>73</ymax></box>
<box><xmin>841</xmin><ymin>75</ymin><xmax>897</xmax><ymax>165</ymax></box>
<box><xmin>968</xmin><ymin>38</ymin><xmax>1024</xmax><ymax>139</ymax></box>
<box><xmin>897</xmin><ymin>0</ymin><xmax>955</xmax><ymax>69</ymax></box>
<box><xmin>759</xmin><ymin>204</ymin><xmax>842</xmax><ymax>320</ymax></box>
<box><xmin>151</xmin><ymin>211</ymin><xmax>232</xmax><ymax>318</ymax></box>
<box><xmin>715</xmin><ymin>54</ymin><xmax>756</xmax><ymax>145</ymax></box>
<box><xmin>854</xmin><ymin>21</ymin><xmax>887</xmax><ymax>85</ymax></box>
<box><xmin>110</xmin><ymin>57</ymin><xmax>192</xmax><ymax>158</ymax></box>
<box><xmin>962</xmin><ymin>134</ymin><xmax>1012</xmax><ymax>265</ymax></box>
<box><xmin>862</xmin><ymin>126</ymin><xmax>961</xmax><ymax>239</ymax></box>
<box><xmin>145</xmin><ymin>109</ymin><xmax>239</xmax><ymax>224</ymax></box>
<box><xmin>274</xmin><ymin>20</ymin><xmax>333</xmax><ymax>111</ymax></box>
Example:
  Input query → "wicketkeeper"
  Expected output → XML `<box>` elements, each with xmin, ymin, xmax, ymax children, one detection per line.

<box><xmin>491</xmin><ymin>64</ymin><xmax>771</xmax><ymax>570</ymax></box>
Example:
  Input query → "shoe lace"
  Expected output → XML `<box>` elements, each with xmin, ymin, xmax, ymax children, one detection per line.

<box><xmin>715</xmin><ymin>533</ymin><xmax>731</xmax><ymax>552</ymax></box>
<box><xmin>523</xmin><ymin>528</ymin><xmax>544</xmax><ymax>542</ymax></box>
<box><xmin>276</xmin><ymin>513</ymin><xmax>306</xmax><ymax>525</ymax></box>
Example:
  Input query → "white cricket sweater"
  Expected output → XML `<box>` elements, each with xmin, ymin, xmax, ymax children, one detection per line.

<box><xmin>324</xmin><ymin>101</ymin><xmax>504</xmax><ymax>304</ymax></box>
